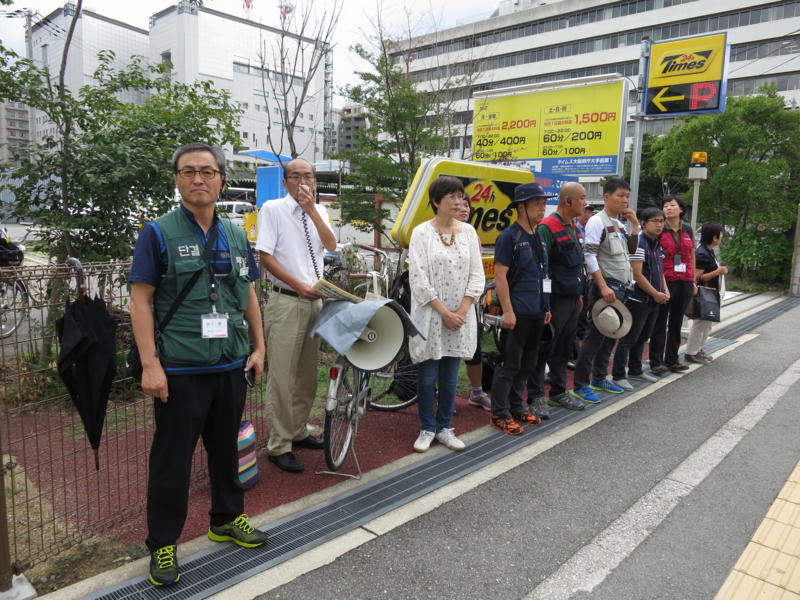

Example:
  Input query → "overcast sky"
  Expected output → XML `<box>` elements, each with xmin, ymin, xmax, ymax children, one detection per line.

<box><xmin>0</xmin><ymin>0</ymin><xmax>494</xmax><ymax>107</ymax></box>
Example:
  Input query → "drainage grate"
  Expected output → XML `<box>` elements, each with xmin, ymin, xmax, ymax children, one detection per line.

<box><xmin>84</xmin><ymin>297</ymin><xmax>796</xmax><ymax>600</ymax></box>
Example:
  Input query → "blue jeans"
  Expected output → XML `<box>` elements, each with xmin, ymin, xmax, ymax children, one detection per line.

<box><xmin>416</xmin><ymin>357</ymin><xmax>460</xmax><ymax>432</ymax></box>
<box><xmin>612</xmin><ymin>299</ymin><xmax>659</xmax><ymax>380</ymax></box>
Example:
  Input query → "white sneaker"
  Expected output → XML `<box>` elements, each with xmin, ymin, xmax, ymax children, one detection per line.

<box><xmin>413</xmin><ymin>430</ymin><xmax>436</xmax><ymax>453</ymax></box>
<box><xmin>435</xmin><ymin>428</ymin><xmax>466</xmax><ymax>451</ymax></box>
<box><xmin>629</xmin><ymin>372</ymin><xmax>659</xmax><ymax>383</ymax></box>
<box><xmin>612</xmin><ymin>378</ymin><xmax>634</xmax><ymax>392</ymax></box>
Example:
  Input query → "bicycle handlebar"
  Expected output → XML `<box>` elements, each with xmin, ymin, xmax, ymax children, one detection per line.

<box><xmin>349</xmin><ymin>273</ymin><xmax>370</xmax><ymax>280</ymax></box>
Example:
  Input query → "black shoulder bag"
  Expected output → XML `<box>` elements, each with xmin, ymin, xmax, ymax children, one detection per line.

<box><xmin>126</xmin><ymin>223</ymin><xmax>221</xmax><ymax>379</ymax></box>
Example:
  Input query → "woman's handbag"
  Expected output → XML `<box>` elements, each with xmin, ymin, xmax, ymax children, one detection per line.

<box><xmin>694</xmin><ymin>286</ymin><xmax>721</xmax><ymax>322</ymax></box>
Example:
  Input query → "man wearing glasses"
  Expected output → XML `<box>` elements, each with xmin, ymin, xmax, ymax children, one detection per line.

<box><xmin>256</xmin><ymin>158</ymin><xmax>337</xmax><ymax>473</ymax></box>
<box><xmin>130</xmin><ymin>143</ymin><xmax>267</xmax><ymax>586</ymax></box>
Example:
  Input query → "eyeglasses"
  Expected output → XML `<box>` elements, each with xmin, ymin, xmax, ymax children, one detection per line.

<box><xmin>286</xmin><ymin>174</ymin><xmax>316</xmax><ymax>182</ymax></box>
<box><xmin>442</xmin><ymin>193</ymin><xmax>467</xmax><ymax>201</ymax></box>
<box><xmin>177</xmin><ymin>168</ymin><xmax>221</xmax><ymax>180</ymax></box>
<box><xmin>646</xmin><ymin>219</ymin><xmax>666</xmax><ymax>225</ymax></box>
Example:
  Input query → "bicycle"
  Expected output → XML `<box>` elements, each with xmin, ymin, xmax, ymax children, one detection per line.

<box><xmin>0</xmin><ymin>226</ymin><xmax>31</xmax><ymax>339</ymax></box>
<box><xmin>322</xmin><ymin>245</ymin><xmax>417</xmax><ymax>473</ymax></box>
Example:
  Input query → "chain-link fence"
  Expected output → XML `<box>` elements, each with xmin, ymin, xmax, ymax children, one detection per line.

<box><xmin>0</xmin><ymin>261</ymin><xmax>271</xmax><ymax>571</ymax></box>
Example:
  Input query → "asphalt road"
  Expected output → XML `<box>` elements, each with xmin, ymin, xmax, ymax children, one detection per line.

<box><xmin>254</xmin><ymin>303</ymin><xmax>800</xmax><ymax>600</ymax></box>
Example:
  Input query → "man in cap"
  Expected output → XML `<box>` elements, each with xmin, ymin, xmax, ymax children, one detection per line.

<box><xmin>575</xmin><ymin>204</ymin><xmax>595</xmax><ymax>241</ymax></box>
<box><xmin>527</xmin><ymin>182</ymin><xmax>588</xmax><ymax>417</ymax></box>
<box><xmin>490</xmin><ymin>182</ymin><xmax>553</xmax><ymax>435</ymax></box>
<box><xmin>570</xmin><ymin>177</ymin><xmax>639</xmax><ymax>404</ymax></box>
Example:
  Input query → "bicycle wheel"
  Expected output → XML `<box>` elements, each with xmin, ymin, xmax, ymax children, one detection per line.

<box><xmin>324</xmin><ymin>361</ymin><xmax>361</xmax><ymax>471</ymax></box>
<box><xmin>0</xmin><ymin>280</ymin><xmax>28</xmax><ymax>339</ymax></box>
<box><xmin>26</xmin><ymin>274</ymin><xmax>52</xmax><ymax>305</ymax></box>
<box><xmin>368</xmin><ymin>342</ymin><xmax>418</xmax><ymax>411</ymax></box>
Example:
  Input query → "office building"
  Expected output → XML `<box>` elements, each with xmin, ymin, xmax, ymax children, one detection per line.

<box><xmin>0</xmin><ymin>101</ymin><xmax>32</xmax><ymax>166</ymax></box>
<box><xmin>149</xmin><ymin>1</ymin><xmax>327</xmax><ymax>177</ymax></box>
<box><xmin>337</xmin><ymin>103</ymin><xmax>370</xmax><ymax>152</ymax></box>
<box><xmin>395</xmin><ymin>0</ymin><xmax>800</xmax><ymax>181</ymax></box>
<box><xmin>29</xmin><ymin>4</ymin><xmax>150</xmax><ymax>143</ymax></box>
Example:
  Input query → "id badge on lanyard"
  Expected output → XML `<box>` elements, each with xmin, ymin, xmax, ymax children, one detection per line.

<box><xmin>202</xmin><ymin>313</ymin><xmax>229</xmax><ymax>338</ymax></box>
<box><xmin>201</xmin><ymin>274</ymin><xmax>228</xmax><ymax>338</ymax></box>
<box><xmin>674</xmin><ymin>252</ymin><xmax>687</xmax><ymax>273</ymax></box>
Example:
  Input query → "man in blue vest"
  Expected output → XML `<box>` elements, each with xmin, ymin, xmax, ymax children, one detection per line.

<box><xmin>527</xmin><ymin>182</ymin><xmax>588</xmax><ymax>416</ymax></box>
<box><xmin>490</xmin><ymin>182</ymin><xmax>553</xmax><ymax>435</ymax></box>
<box><xmin>130</xmin><ymin>143</ymin><xmax>267</xmax><ymax>587</ymax></box>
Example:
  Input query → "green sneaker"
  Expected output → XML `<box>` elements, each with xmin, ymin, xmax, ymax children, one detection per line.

<box><xmin>208</xmin><ymin>514</ymin><xmax>268</xmax><ymax>548</ymax></box>
<box><xmin>149</xmin><ymin>545</ymin><xmax>180</xmax><ymax>586</ymax></box>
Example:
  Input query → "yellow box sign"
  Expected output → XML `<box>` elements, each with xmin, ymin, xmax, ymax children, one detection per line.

<box><xmin>244</xmin><ymin>211</ymin><xmax>258</xmax><ymax>242</ymax></box>
<box><xmin>472</xmin><ymin>80</ymin><xmax>626</xmax><ymax>176</ymax></box>
<box><xmin>391</xmin><ymin>158</ymin><xmax>533</xmax><ymax>254</ymax></box>
<box><xmin>645</xmin><ymin>33</ymin><xmax>728</xmax><ymax>115</ymax></box>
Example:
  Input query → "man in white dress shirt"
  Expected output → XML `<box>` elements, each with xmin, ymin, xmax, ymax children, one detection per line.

<box><xmin>256</xmin><ymin>158</ymin><xmax>337</xmax><ymax>473</ymax></box>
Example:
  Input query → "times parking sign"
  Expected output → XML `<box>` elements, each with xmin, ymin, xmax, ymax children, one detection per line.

<box><xmin>472</xmin><ymin>78</ymin><xmax>627</xmax><ymax>177</ymax></box>
<box><xmin>645</xmin><ymin>33</ymin><xmax>729</xmax><ymax>117</ymax></box>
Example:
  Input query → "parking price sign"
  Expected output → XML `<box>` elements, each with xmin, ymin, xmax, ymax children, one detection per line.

<box><xmin>472</xmin><ymin>79</ymin><xmax>627</xmax><ymax>177</ymax></box>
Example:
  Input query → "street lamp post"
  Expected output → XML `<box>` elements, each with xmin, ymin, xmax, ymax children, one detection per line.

<box><xmin>688</xmin><ymin>152</ymin><xmax>708</xmax><ymax>235</ymax></box>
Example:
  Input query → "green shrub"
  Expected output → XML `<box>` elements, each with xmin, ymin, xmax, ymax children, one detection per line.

<box><xmin>720</xmin><ymin>227</ymin><xmax>793</xmax><ymax>283</ymax></box>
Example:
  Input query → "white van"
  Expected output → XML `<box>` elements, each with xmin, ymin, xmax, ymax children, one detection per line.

<box><xmin>216</xmin><ymin>201</ymin><xmax>255</xmax><ymax>228</ymax></box>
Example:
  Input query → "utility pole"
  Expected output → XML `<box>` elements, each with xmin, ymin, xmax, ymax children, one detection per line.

<box><xmin>688</xmin><ymin>152</ymin><xmax>708</xmax><ymax>235</ymax></box>
<box><xmin>628</xmin><ymin>37</ymin><xmax>650</xmax><ymax>213</ymax></box>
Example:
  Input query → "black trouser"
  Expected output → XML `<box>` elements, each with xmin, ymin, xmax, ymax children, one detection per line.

<box><xmin>573</xmin><ymin>282</ymin><xmax>617</xmax><ymax>388</ymax></box>
<box><xmin>491</xmin><ymin>317</ymin><xmax>545</xmax><ymax>419</ymax></box>
<box><xmin>146</xmin><ymin>368</ymin><xmax>246</xmax><ymax>551</ymax></box>
<box><xmin>528</xmin><ymin>295</ymin><xmax>581</xmax><ymax>399</ymax></box>
<box><xmin>649</xmin><ymin>279</ymin><xmax>694</xmax><ymax>367</ymax></box>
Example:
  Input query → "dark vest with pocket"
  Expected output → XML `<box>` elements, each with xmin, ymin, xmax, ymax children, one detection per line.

<box><xmin>152</xmin><ymin>209</ymin><xmax>252</xmax><ymax>365</ymax></box>
<box><xmin>540</xmin><ymin>215</ymin><xmax>586</xmax><ymax>298</ymax></box>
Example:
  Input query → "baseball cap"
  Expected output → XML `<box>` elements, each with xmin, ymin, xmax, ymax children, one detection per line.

<box><xmin>512</xmin><ymin>182</ymin><xmax>557</xmax><ymax>203</ymax></box>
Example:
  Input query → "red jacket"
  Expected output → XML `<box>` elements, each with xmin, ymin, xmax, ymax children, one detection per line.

<box><xmin>661</xmin><ymin>224</ymin><xmax>695</xmax><ymax>282</ymax></box>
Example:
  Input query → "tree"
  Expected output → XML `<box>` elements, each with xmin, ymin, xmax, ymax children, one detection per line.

<box><xmin>623</xmin><ymin>132</ymin><xmax>688</xmax><ymax>210</ymax></box>
<box><xmin>0</xmin><ymin>39</ymin><xmax>242</xmax><ymax>262</ymax></box>
<box><xmin>652</xmin><ymin>85</ymin><xmax>800</xmax><ymax>233</ymax></box>
<box><xmin>333</xmin><ymin>8</ymin><xmax>464</xmax><ymax>246</ymax></box>
<box><xmin>256</xmin><ymin>0</ymin><xmax>342</xmax><ymax>162</ymax></box>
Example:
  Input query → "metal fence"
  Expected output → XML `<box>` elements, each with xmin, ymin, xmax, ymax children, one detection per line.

<box><xmin>0</xmin><ymin>261</ymin><xmax>271</xmax><ymax>572</ymax></box>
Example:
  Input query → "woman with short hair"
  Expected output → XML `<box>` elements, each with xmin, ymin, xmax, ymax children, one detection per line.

<box><xmin>649</xmin><ymin>195</ymin><xmax>697</xmax><ymax>374</ymax></box>
<box><xmin>685</xmin><ymin>222</ymin><xmax>726</xmax><ymax>364</ymax></box>
<box><xmin>408</xmin><ymin>176</ymin><xmax>485</xmax><ymax>453</ymax></box>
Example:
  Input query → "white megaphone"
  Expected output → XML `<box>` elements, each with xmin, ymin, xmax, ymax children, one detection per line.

<box><xmin>344</xmin><ymin>303</ymin><xmax>407</xmax><ymax>372</ymax></box>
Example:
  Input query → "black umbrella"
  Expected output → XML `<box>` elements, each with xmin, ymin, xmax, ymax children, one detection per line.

<box><xmin>55</xmin><ymin>264</ymin><xmax>117</xmax><ymax>471</ymax></box>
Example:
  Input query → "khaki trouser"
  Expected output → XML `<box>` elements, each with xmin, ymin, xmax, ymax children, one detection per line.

<box><xmin>685</xmin><ymin>318</ymin><xmax>713</xmax><ymax>356</ymax></box>
<box><xmin>264</xmin><ymin>292</ymin><xmax>322</xmax><ymax>455</ymax></box>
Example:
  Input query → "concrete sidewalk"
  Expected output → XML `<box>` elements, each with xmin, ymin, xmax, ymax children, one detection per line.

<box><xmin>35</xmin><ymin>291</ymin><xmax>792</xmax><ymax>600</ymax></box>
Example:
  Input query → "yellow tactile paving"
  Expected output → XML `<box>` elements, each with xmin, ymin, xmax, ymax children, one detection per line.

<box><xmin>716</xmin><ymin>570</ymin><xmax>800</xmax><ymax>600</ymax></box>
<box><xmin>734</xmin><ymin>543</ymin><xmax>800</xmax><ymax>590</ymax></box>
<box><xmin>752</xmin><ymin>519</ymin><xmax>800</xmax><ymax>559</ymax></box>
<box><xmin>788</xmin><ymin>465</ymin><xmax>800</xmax><ymax>485</ymax></box>
<box><xmin>717</xmin><ymin>458</ymin><xmax>800</xmax><ymax>599</ymax></box>
<box><xmin>779</xmin><ymin>482</ymin><xmax>800</xmax><ymax>505</ymax></box>
<box><xmin>767</xmin><ymin>500</ymin><xmax>800</xmax><ymax>528</ymax></box>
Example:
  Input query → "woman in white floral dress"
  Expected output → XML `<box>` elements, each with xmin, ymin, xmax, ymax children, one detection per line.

<box><xmin>408</xmin><ymin>176</ymin><xmax>485</xmax><ymax>453</ymax></box>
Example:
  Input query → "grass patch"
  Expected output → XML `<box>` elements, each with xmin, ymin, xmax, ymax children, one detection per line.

<box><xmin>725</xmin><ymin>274</ymin><xmax>790</xmax><ymax>294</ymax></box>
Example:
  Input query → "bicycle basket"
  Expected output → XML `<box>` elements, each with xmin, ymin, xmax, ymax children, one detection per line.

<box><xmin>0</xmin><ymin>239</ymin><xmax>23</xmax><ymax>267</ymax></box>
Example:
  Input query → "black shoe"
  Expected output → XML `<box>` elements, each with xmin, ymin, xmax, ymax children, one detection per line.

<box><xmin>149</xmin><ymin>545</ymin><xmax>180</xmax><ymax>586</ymax></box>
<box><xmin>667</xmin><ymin>363</ymin><xmax>690</xmax><ymax>372</ymax></box>
<box><xmin>268</xmin><ymin>452</ymin><xmax>304</xmax><ymax>472</ymax></box>
<box><xmin>293</xmin><ymin>435</ymin><xmax>324</xmax><ymax>450</ymax></box>
<box><xmin>650</xmin><ymin>365</ymin><xmax>668</xmax><ymax>375</ymax></box>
